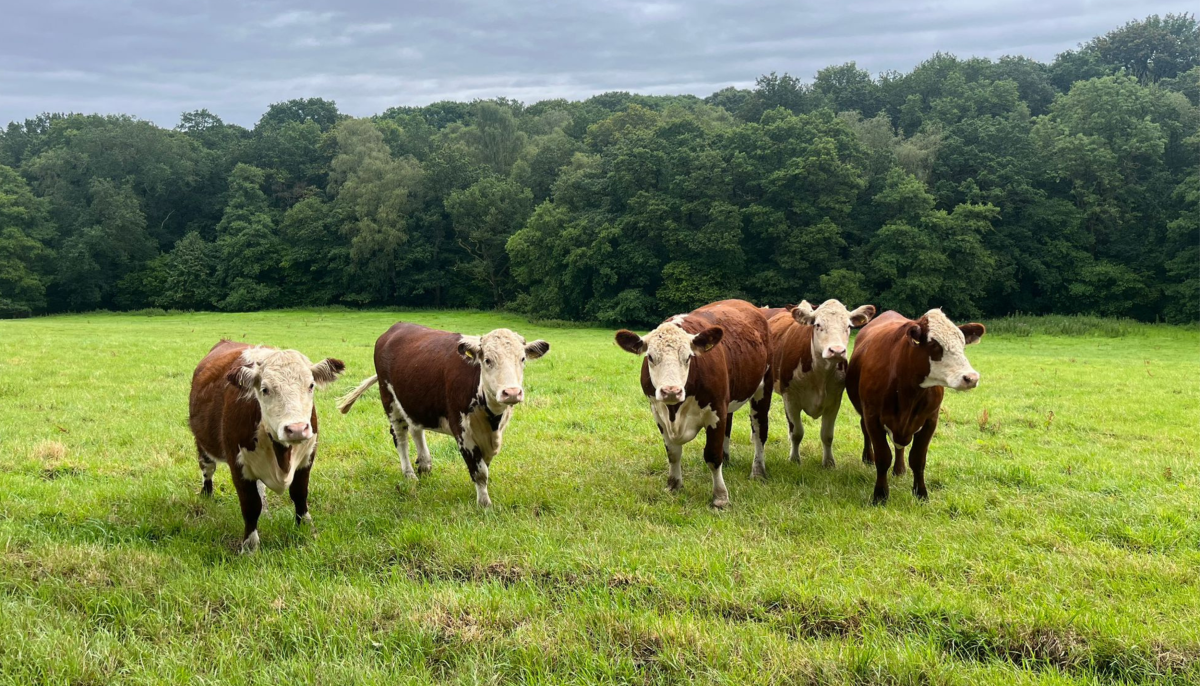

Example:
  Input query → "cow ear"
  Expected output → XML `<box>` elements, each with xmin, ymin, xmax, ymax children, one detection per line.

<box><xmin>226</xmin><ymin>363</ymin><xmax>259</xmax><ymax>391</ymax></box>
<box><xmin>849</xmin><ymin>305</ymin><xmax>876</xmax><ymax>328</ymax></box>
<box><xmin>525</xmin><ymin>340</ymin><xmax>550</xmax><ymax>360</ymax></box>
<box><xmin>783</xmin><ymin>303</ymin><xmax>797</xmax><ymax>312</ymax></box>
<box><xmin>792</xmin><ymin>300</ymin><xmax>816</xmax><ymax>326</ymax></box>
<box><xmin>960</xmin><ymin>323</ymin><xmax>986</xmax><ymax>345</ymax></box>
<box><xmin>908</xmin><ymin>317</ymin><xmax>929</xmax><ymax>345</ymax></box>
<box><xmin>691</xmin><ymin>326</ymin><xmax>724</xmax><ymax>355</ymax></box>
<box><xmin>614</xmin><ymin>330</ymin><xmax>647</xmax><ymax>355</ymax></box>
<box><xmin>457</xmin><ymin>337</ymin><xmax>482</xmax><ymax>365</ymax></box>
<box><xmin>311</xmin><ymin>358</ymin><xmax>345</xmax><ymax>388</ymax></box>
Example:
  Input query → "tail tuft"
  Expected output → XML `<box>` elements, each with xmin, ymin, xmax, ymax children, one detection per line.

<box><xmin>337</xmin><ymin>374</ymin><xmax>378</xmax><ymax>413</ymax></box>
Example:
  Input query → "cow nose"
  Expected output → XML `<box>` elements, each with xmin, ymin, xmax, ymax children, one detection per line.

<box><xmin>499</xmin><ymin>387</ymin><xmax>524</xmax><ymax>404</ymax></box>
<box><xmin>962</xmin><ymin>372</ymin><xmax>980</xmax><ymax>389</ymax></box>
<box><xmin>827</xmin><ymin>345</ymin><xmax>847</xmax><ymax>358</ymax></box>
<box><xmin>284</xmin><ymin>422</ymin><xmax>312</xmax><ymax>441</ymax></box>
<box><xmin>660</xmin><ymin>385</ymin><xmax>683</xmax><ymax>403</ymax></box>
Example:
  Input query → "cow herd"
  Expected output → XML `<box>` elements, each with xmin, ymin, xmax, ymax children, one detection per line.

<box><xmin>187</xmin><ymin>299</ymin><xmax>985</xmax><ymax>551</ymax></box>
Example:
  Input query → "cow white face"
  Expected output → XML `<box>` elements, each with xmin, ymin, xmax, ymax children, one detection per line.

<box><xmin>227</xmin><ymin>348</ymin><xmax>345</xmax><ymax>444</ymax></box>
<box><xmin>908</xmin><ymin>309</ymin><xmax>985</xmax><ymax>391</ymax></box>
<box><xmin>615</xmin><ymin>321</ymin><xmax>724</xmax><ymax>404</ymax></box>
<box><xmin>458</xmin><ymin>328</ymin><xmax>549</xmax><ymax>407</ymax></box>
<box><xmin>791</xmin><ymin>299</ymin><xmax>876</xmax><ymax>361</ymax></box>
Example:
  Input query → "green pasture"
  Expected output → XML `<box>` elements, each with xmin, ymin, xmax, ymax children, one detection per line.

<box><xmin>0</xmin><ymin>310</ymin><xmax>1196</xmax><ymax>684</ymax></box>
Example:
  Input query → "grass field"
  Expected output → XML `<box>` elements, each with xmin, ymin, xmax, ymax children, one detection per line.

<box><xmin>0</xmin><ymin>310</ymin><xmax>1197</xmax><ymax>685</ymax></box>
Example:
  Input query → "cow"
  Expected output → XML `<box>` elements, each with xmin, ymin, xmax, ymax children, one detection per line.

<box><xmin>845</xmin><ymin>309</ymin><xmax>985</xmax><ymax>504</ymax></box>
<box><xmin>336</xmin><ymin>323</ymin><xmax>549</xmax><ymax>507</ymax></box>
<box><xmin>189</xmin><ymin>340</ymin><xmax>345</xmax><ymax>552</ymax></box>
<box><xmin>769</xmin><ymin>299</ymin><xmax>875</xmax><ymax>468</ymax></box>
<box><xmin>615</xmin><ymin>299</ymin><xmax>773</xmax><ymax>508</ymax></box>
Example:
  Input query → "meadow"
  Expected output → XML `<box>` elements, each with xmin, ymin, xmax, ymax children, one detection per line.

<box><xmin>0</xmin><ymin>309</ymin><xmax>1197</xmax><ymax>685</ymax></box>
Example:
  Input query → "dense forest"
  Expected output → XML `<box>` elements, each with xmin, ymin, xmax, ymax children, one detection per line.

<box><xmin>1</xmin><ymin>15</ymin><xmax>1197</xmax><ymax>323</ymax></box>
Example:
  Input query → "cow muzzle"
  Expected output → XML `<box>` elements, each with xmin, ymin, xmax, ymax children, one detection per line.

<box><xmin>658</xmin><ymin>386</ymin><xmax>684</xmax><ymax>404</ymax></box>
<box><xmin>499</xmin><ymin>387</ymin><xmax>524</xmax><ymax>405</ymax></box>
<box><xmin>956</xmin><ymin>372</ymin><xmax>980</xmax><ymax>390</ymax></box>
<box><xmin>824</xmin><ymin>345</ymin><xmax>847</xmax><ymax>360</ymax></box>
<box><xmin>283</xmin><ymin>422</ymin><xmax>312</xmax><ymax>442</ymax></box>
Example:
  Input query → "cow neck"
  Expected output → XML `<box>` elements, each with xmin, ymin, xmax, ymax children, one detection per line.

<box><xmin>473</xmin><ymin>390</ymin><xmax>508</xmax><ymax>432</ymax></box>
<box><xmin>268</xmin><ymin>431</ymin><xmax>292</xmax><ymax>471</ymax></box>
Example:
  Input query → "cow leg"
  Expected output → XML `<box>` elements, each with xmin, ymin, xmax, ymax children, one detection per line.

<box><xmin>893</xmin><ymin>445</ymin><xmax>907</xmax><ymax>476</ymax></box>
<box><xmin>412</xmin><ymin>429</ymin><xmax>433</xmax><ymax>474</ymax></box>
<box><xmin>785</xmin><ymin>395</ymin><xmax>805</xmax><ymax>464</ymax></box>
<box><xmin>910</xmin><ymin>417</ymin><xmax>938</xmax><ymax>500</ymax></box>
<box><xmin>458</xmin><ymin>445</ymin><xmax>491</xmax><ymax>507</ymax></box>
<box><xmin>749</xmin><ymin>389</ymin><xmax>770</xmax><ymax>480</ymax></box>
<box><xmin>859</xmin><ymin>416</ymin><xmax>873</xmax><ymax>466</ymax></box>
<box><xmin>820</xmin><ymin>397</ymin><xmax>841</xmax><ymax>469</ymax></box>
<box><xmin>197</xmin><ymin>445</ymin><xmax>216</xmax><ymax>496</ymax></box>
<box><xmin>705</xmin><ymin>414</ymin><xmax>730</xmax><ymax>508</ymax></box>
<box><xmin>722</xmin><ymin>418</ymin><xmax>733</xmax><ymax>462</ymax></box>
<box><xmin>864</xmin><ymin>417</ymin><xmax>893</xmax><ymax>505</ymax></box>
<box><xmin>231</xmin><ymin>473</ymin><xmax>264</xmax><ymax>553</ymax></box>
<box><xmin>664</xmin><ymin>440</ymin><xmax>684</xmax><ymax>491</ymax></box>
<box><xmin>289</xmin><ymin>464</ymin><xmax>313</xmax><ymax>527</ymax></box>
<box><xmin>257</xmin><ymin>480</ymin><xmax>268</xmax><ymax>513</ymax></box>
<box><xmin>389</xmin><ymin>420</ymin><xmax>417</xmax><ymax>480</ymax></box>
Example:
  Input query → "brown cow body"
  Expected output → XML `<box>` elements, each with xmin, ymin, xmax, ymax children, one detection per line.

<box><xmin>616</xmin><ymin>299</ymin><xmax>773</xmax><ymax>507</ymax></box>
<box><xmin>337</xmin><ymin>322</ymin><xmax>549</xmax><ymax>507</ymax></box>
<box><xmin>189</xmin><ymin>340</ymin><xmax>344</xmax><ymax>551</ymax></box>
<box><xmin>846</xmin><ymin>310</ymin><xmax>984</xmax><ymax>503</ymax></box>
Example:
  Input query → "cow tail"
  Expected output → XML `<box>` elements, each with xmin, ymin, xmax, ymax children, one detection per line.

<box><xmin>337</xmin><ymin>375</ymin><xmax>378</xmax><ymax>414</ymax></box>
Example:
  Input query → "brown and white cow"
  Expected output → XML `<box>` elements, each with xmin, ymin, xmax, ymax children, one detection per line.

<box><xmin>615</xmin><ymin>299</ymin><xmax>773</xmax><ymax>507</ymax></box>
<box><xmin>189</xmin><ymin>340</ymin><xmax>345</xmax><ymax>552</ymax></box>
<box><xmin>336</xmin><ymin>323</ymin><xmax>549</xmax><ymax>507</ymax></box>
<box><xmin>769</xmin><ymin>299</ymin><xmax>875</xmax><ymax>468</ymax></box>
<box><xmin>845</xmin><ymin>309</ymin><xmax>985</xmax><ymax>504</ymax></box>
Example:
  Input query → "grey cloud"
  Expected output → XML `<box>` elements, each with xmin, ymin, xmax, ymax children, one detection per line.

<box><xmin>0</xmin><ymin>0</ymin><xmax>1183</xmax><ymax>127</ymax></box>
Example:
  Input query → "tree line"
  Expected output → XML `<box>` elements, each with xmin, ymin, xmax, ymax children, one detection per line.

<box><xmin>1</xmin><ymin>14</ymin><xmax>1197</xmax><ymax>323</ymax></box>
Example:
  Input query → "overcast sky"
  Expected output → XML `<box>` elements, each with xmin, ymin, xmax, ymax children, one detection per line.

<box><xmin>0</xmin><ymin>1</ymin><xmax>1185</xmax><ymax>128</ymax></box>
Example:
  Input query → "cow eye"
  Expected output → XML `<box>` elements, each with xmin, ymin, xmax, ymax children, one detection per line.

<box><xmin>309</xmin><ymin>383</ymin><xmax>315</xmax><ymax>392</ymax></box>
<box><xmin>261</xmin><ymin>386</ymin><xmax>271</xmax><ymax>396</ymax></box>
<box><xmin>647</xmin><ymin>354</ymin><xmax>655</xmax><ymax>365</ymax></box>
<box><xmin>484</xmin><ymin>358</ymin><xmax>493</xmax><ymax>367</ymax></box>
<box><xmin>521</xmin><ymin>357</ymin><xmax>526</xmax><ymax>364</ymax></box>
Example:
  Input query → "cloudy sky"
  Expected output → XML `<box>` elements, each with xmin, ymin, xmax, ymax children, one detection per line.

<box><xmin>0</xmin><ymin>0</ymin><xmax>1184</xmax><ymax>128</ymax></box>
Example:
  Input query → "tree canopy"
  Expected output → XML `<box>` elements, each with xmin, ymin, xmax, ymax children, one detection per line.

<box><xmin>1</xmin><ymin>14</ymin><xmax>1196</xmax><ymax>322</ymax></box>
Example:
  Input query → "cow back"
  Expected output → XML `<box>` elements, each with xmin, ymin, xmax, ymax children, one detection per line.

<box><xmin>374</xmin><ymin>322</ymin><xmax>480</xmax><ymax>428</ymax></box>
<box><xmin>768</xmin><ymin>311</ymin><xmax>814</xmax><ymax>392</ymax></box>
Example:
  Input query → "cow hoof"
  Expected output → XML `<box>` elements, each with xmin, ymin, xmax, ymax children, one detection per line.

<box><xmin>711</xmin><ymin>494</ymin><xmax>730</xmax><ymax>509</ymax></box>
<box><xmin>862</xmin><ymin>455</ymin><xmax>873</xmax><ymax>466</ymax></box>
<box><xmin>402</xmin><ymin>470</ymin><xmax>419</xmax><ymax>481</ymax></box>
<box><xmin>750</xmin><ymin>466</ymin><xmax>767</xmax><ymax>480</ymax></box>
<box><xmin>789</xmin><ymin>453</ymin><xmax>801</xmax><ymax>465</ymax></box>
<box><xmin>201</xmin><ymin>480</ymin><xmax>213</xmax><ymax>497</ymax></box>
<box><xmin>871</xmin><ymin>494</ymin><xmax>888</xmax><ymax>506</ymax></box>
<box><xmin>417</xmin><ymin>462</ymin><xmax>432</xmax><ymax>475</ymax></box>
<box><xmin>240</xmin><ymin>531</ymin><xmax>260</xmax><ymax>554</ymax></box>
<box><xmin>893</xmin><ymin>465</ymin><xmax>907</xmax><ymax>477</ymax></box>
<box><xmin>295</xmin><ymin>512</ymin><xmax>313</xmax><ymax>527</ymax></box>
<box><xmin>666</xmin><ymin>476</ymin><xmax>684</xmax><ymax>492</ymax></box>
<box><xmin>822</xmin><ymin>457</ymin><xmax>836</xmax><ymax>469</ymax></box>
<box><xmin>913</xmin><ymin>488</ymin><xmax>929</xmax><ymax>501</ymax></box>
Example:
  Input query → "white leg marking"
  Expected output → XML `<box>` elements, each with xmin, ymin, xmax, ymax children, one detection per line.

<box><xmin>710</xmin><ymin>461</ymin><xmax>729</xmax><ymax>509</ymax></box>
<box><xmin>665</xmin><ymin>441</ymin><xmax>684</xmax><ymax>491</ymax></box>
<box><xmin>787</xmin><ymin>396</ymin><xmax>805</xmax><ymax>464</ymax></box>
<box><xmin>390</xmin><ymin>420</ymin><xmax>417</xmax><ymax>479</ymax></box>
<box><xmin>820</xmin><ymin>398</ymin><xmax>841</xmax><ymax>468</ymax></box>
<box><xmin>473</xmin><ymin>460</ymin><xmax>491</xmax><ymax>508</ymax></box>
<box><xmin>256</xmin><ymin>480</ymin><xmax>268</xmax><ymax>512</ymax></box>
<box><xmin>241</xmin><ymin>530</ymin><xmax>260</xmax><ymax>554</ymax></box>
<box><xmin>412</xmin><ymin>429</ymin><xmax>432</xmax><ymax>474</ymax></box>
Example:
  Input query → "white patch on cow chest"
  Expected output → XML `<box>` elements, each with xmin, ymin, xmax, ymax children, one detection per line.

<box><xmin>237</xmin><ymin>424</ymin><xmax>316</xmax><ymax>494</ymax></box>
<box><xmin>459</xmin><ymin>407</ymin><xmax>511</xmax><ymax>461</ymax></box>
<box><xmin>651</xmin><ymin>397</ymin><xmax>718</xmax><ymax>446</ymax></box>
<box><xmin>784</xmin><ymin>360</ymin><xmax>844</xmax><ymax>418</ymax></box>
